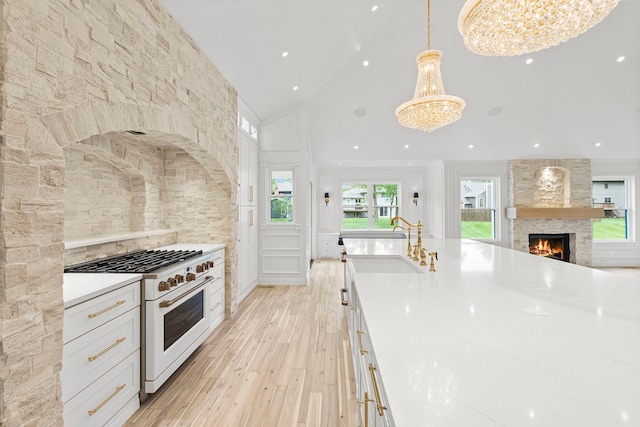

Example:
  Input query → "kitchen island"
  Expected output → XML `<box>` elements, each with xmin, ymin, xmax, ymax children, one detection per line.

<box><xmin>342</xmin><ymin>238</ymin><xmax>640</xmax><ymax>427</ymax></box>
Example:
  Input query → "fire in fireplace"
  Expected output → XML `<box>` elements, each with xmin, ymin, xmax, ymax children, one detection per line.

<box><xmin>528</xmin><ymin>234</ymin><xmax>571</xmax><ymax>262</ymax></box>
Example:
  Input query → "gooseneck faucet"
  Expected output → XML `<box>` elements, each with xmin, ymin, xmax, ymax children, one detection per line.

<box><xmin>391</xmin><ymin>216</ymin><xmax>423</xmax><ymax>259</ymax></box>
<box><xmin>392</xmin><ymin>225</ymin><xmax>412</xmax><ymax>258</ymax></box>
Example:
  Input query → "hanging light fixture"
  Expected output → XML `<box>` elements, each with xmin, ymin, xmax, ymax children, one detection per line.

<box><xmin>458</xmin><ymin>0</ymin><xmax>619</xmax><ymax>56</ymax></box>
<box><xmin>396</xmin><ymin>0</ymin><xmax>465</xmax><ymax>132</ymax></box>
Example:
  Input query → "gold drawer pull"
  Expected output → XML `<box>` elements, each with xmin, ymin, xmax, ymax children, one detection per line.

<box><xmin>87</xmin><ymin>300</ymin><xmax>125</xmax><ymax>318</ymax></box>
<box><xmin>88</xmin><ymin>337</ymin><xmax>126</xmax><ymax>362</ymax></box>
<box><xmin>357</xmin><ymin>330</ymin><xmax>368</xmax><ymax>356</ymax></box>
<box><xmin>88</xmin><ymin>384</ymin><xmax>125</xmax><ymax>416</ymax></box>
<box><xmin>340</xmin><ymin>288</ymin><xmax>348</xmax><ymax>306</ymax></box>
<box><xmin>358</xmin><ymin>391</ymin><xmax>373</xmax><ymax>427</ymax></box>
<box><xmin>368</xmin><ymin>363</ymin><xmax>387</xmax><ymax>417</ymax></box>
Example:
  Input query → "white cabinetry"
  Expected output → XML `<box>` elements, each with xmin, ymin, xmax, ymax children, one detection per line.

<box><xmin>344</xmin><ymin>260</ymin><xmax>394</xmax><ymax>427</ymax></box>
<box><xmin>238</xmin><ymin>132</ymin><xmax>259</xmax><ymax>302</ymax></box>
<box><xmin>208</xmin><ymin>248</ymin><xmax>226</xmax><ymax>331</ymax></box>
<box><xmin>316</xmin><ymin>233</ymin><xmax>340</xmax><ymax>259</ymax></box>
<box><xmin>62</xmin><ymin>280</ymin><xmax>141</xmax><ymax>427</ymax></box>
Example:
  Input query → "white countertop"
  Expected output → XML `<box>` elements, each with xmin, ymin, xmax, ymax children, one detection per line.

<box><xmin>63</xmin><ymin>273</ymin><xmax>142</xmax><ymax>308</ymax></box>
<box><xmin>343</xmin><ymin>238</ymin><xmax>640</xmax><ymax>427</ymax></box>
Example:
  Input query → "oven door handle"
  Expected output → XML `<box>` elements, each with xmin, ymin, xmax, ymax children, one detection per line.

<box><xmin>159</xmin><ymin>276</ymin><xmax>213</xmax><ymax>308</ymax></box>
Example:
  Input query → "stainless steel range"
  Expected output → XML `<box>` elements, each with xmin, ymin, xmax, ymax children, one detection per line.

<box><xmin>64</xmin><ymin>248</ymin><xmax>218</xmax><ymax>400</ymax></box>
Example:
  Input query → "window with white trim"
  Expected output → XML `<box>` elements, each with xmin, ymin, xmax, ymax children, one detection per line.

<box><xmin>341</xmin><ymin>183</ymin><xmax>400</xmax><ymax>230</ymax></box>
<box><xmin>460</xmin><ymin>179</ymin><xmax>497</xmax><ymax>240</ymax></box>
<box><xmin>592</xmin><ymin>177</ymin><xmax>633</xmax><ymax>240</ymax></box>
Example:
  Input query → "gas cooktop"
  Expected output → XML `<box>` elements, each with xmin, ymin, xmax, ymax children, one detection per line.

<box><xmin>63</xmin><ymin>249</ymin><xmax>204</xmax><ymax>274</ymax></box>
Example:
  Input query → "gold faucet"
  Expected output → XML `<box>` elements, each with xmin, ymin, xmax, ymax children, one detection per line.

<box><xmin>392</xmin><ymin>225</ymin><xmax>412</xmax><ymax>258</ymax></box>
<box><xmin>391</xmin><ymin>216</ymin><xmax>423</xmax><ymax>259</ymax></box>
<box><xmin>428</xmin><ymin>251</ymin><xmax>438</xmax><ymax>272</ymax></box>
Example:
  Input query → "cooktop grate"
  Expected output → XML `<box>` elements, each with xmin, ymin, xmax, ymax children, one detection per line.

<box><xmin>64</xmin><ymin>249</ymin><xmax>204</xmax><ymax>273</ymax></box>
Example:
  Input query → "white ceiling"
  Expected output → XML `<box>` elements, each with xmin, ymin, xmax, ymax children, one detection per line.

<box><xmin>159</xmin><ymin>0</ymin><xmax>640</xmax><ymax>168</ymax></box>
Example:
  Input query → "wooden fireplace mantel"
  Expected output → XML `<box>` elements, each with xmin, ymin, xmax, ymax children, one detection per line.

<box><xmin>505</xmin><ymin>207</ymin><xmax>605</xmax><ymax>219</ymax></box>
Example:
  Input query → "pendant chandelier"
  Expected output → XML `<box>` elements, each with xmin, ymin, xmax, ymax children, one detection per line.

<box><xmin>458</xmin><ymin>0</ymin><xmax>619</xmax><ymax>56</ymax></box>
<box><xmin>395</xmin><ymin>0</ymin><xmax>465</xmax><ymax>132</ymax></box>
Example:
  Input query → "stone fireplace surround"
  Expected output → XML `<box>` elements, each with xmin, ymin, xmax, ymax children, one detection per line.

<box><xmin>508</xmin><ymin>159</ymin><xmax>594</xmax><ymax>266</ymax></box>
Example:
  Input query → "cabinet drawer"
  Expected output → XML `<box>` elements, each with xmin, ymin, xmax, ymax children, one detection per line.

<box><xmin>62</xmin><ymin>307</ymin><xmax>140</xmax><ymax>402</ymax></box>
<box><xmin>208</xmin><ymin>265</ymin><xmax>225</xmax><ymax>294</ymax></box>
<box><xmin>63</xmin><ymin>350</ymin><xmax>140</xmax><ymax>427</ymax></box>
<box><xmin>64</xmin><ymin>282</ymin><xmax>140</xmax><ymax>343</ymax></box>
<box><xmin>210</xmin><ymin>249</ymin><xmax>225</xmax><ymax>269</ymax></box>
<box><xmin>209</xmin><ymin>287</ymin><xmax>225</xmax><ymax>321</ymax></box>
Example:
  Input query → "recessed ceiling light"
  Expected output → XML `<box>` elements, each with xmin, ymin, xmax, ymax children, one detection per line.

<box><xmin>526</xmin><ymin>58</ymin><xmax>533</xmax><ymax>65</ymax></box>
<box><xmin>595</xmin><ymin>142</ymin><xmax>602</xmax><ymax>147</ymax></box>
<box><xmin>371</xmin><ymin>5</ymin><xmax>378</xmax><ymax>12</ymax></box>
<box><xmin>293</xmin><ymin>86</ymin><xmax>299</xmax><ymax>91</ymax></box>
<box><xmin>354</xmin><ymin>145</ymin><xmax>359</xmax><ymax>149</ymax></box>
<box><xmin>408</xmin><ymin>162</ymin><xmax>413</xmax><ymax>165</ymax></box>
<box><xmin>617</xmin><ymin>56</ymin><xmax>625</xmax><ymax>62</ymax></box>
<box><xmin>281</xmin><ymin>51</ymin><xmax>289</xmax><ymax>58</ymax></box>
<box><xmin>534</xmin><ymin>143</ymin><xmax>540</xmax><ymax>148</ymax></box>
<box><xmin>363</xmin><ymin>60</ymin><xmax>369</xmax><ymax>67</ymax></box>
<box><xmin>338</xmin><ymin>162</ymin><xmax>343</xmax><ymax>166</ymax></box>
<box><xmin>468</xmin><ymin>144</ymin><xmax>474</xmax><ymax>149</ymax></box>
<box><xmin>404</xmin><ymin>144</ymin><xmax>410</xmax><ymax>149</ymax></box>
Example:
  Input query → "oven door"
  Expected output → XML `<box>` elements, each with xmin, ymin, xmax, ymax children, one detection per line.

<box><xmin>145</xmin><ymin>275</ymin><xmax>213</xmax><ymax>392</ymax></box>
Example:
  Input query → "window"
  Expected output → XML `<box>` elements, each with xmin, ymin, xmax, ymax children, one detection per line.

<box><xmin>270</xmin><ymin>170</ymin><xmax>293</xmax><ymax>222</ymax></box>
<box><xmin>460</xmin><ymin>179</ymin><xmax>496</xmax><ymax>240</ymax></box>
<box><xmin>592</xmin><ymin>178</ymin><xmax>631</xmax><ymax>240</ymax></box>
<box><xmin>342</xmin><ymin>183</ymin><xmax>399</xmax><ymax>230</ymax></box>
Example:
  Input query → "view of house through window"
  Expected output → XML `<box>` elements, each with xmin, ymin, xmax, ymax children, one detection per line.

<box><xmin>342</xmin><ymin>183</ymin><xmax>399</xmax><ymax>229</ymax></box>
<box><xmin>592</xmin><ymin>179</ymin><xmax>629</xmax><ymax>240</ymax></box>
<box><xmin>270</xmin><ymin>170</ymin><xmax>293</xmax><ymax>222</ymax></box>
<box><xmin>460</xmin><ymin>179</ymin><xmax>496</xmax><ymax>239</ymax></box>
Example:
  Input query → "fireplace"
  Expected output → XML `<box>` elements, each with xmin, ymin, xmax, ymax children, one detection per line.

<box><xmin>528</xmin><ymin>233</ymin><xmax>571</xmax><ymax>263</ymax></box>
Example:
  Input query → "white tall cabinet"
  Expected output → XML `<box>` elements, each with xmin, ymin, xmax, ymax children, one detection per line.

<box><xmin>238</xmin><ymin>130</ymin><xmax>259</xmax><ymax>302</ymax></box>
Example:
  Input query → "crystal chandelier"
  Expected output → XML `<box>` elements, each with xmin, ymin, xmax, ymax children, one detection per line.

<box><xmin>395</xmin><ymin>0</ymin><xmax>465</xmax><ymax>132</ymax></box>
<box><xmin>458</xmin><ymin>0</ymin><xmax>619</xmax><ymax>56</ymax></box>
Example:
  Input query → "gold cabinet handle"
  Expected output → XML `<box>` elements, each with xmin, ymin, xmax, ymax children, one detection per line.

<box><xmin>249</xmin><ymin>185</ymin><xmax>254</xmax><ymax>203</ymax></box>
<box><xmin>340</xmin><ymin>288</ymin><xmax>348</xmax><ymax>306</ymax></box>
<box><xmin>249</xmin><ymin>209</ymin><xmax>253</xmax><ymax>226</ymax></box>
<box><xmin>87</xmin><ymin>300</ymin><xmax>125</xmax><ymax>318</ymax></box>
<box><xmin>357</xmin><ymin>330</ymin><xmax>368</xmax><ymax>356</ymax></box>
<box><xmin>88</xmin><ymin>384</ymin><xmax>125</xmax><ymax>416</ymax></box>
<box><xmin>88</xmin><ymin>337</ymin><xmax>126</xmax><ymax>362</ymax></box>
<box><xmin>368</xmin><ymin>363</ymin><xmax>387</xmax><ymax>416</ymax></box>
<box><xmin>358</xmin><ymin>391</ymin><xmax>373</xmax><ymax>427</ymax></box>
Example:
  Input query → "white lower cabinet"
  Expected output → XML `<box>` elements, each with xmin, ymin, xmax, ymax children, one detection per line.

<box><xmin>62</xmin><ymin>280</ymin><xmax>141</xmax><ymax>427</ymax></box>
<box><xmin>208</xmin><ymin>250</ymin><xmax>225</xmax><ymax>331</ymax></box>
<box><xmin>345</xmin><ymin>261</ymin><xmax>394</xmax><ymax>427</ymax></box>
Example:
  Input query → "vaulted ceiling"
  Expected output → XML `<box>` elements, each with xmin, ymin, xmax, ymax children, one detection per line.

<box><xmin>159</xmin><ymin>0</ymin><xmax>640</xmax><ymax>168</ymax></box>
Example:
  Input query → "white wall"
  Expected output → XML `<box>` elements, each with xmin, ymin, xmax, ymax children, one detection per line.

<box><xmin>315</xmin><ymin>162</ymin><xmax>445</xmax><ymax>256</ymax></box>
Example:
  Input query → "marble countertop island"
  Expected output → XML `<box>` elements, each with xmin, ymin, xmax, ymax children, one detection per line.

<box><xmin>343</xmin><ymin>238</ymin><xmax>640</xmax><ymax>427</ymax></box>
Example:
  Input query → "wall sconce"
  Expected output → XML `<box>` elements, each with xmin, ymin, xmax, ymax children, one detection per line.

<box><xmin>412</xmin><ymin>192</ymin><xmax>419</xmax><ymax>206</ymax></box>
<box><xmin>324</xmin><ymin>192</ymin><xmax>330</xmax><ymax>206</ymax></box>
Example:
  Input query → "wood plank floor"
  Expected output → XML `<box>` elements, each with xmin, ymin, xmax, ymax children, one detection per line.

<box><xmin>124</xmin><ymin>259</ymin><xmax>357</xmax><ymax>427</ymax></box>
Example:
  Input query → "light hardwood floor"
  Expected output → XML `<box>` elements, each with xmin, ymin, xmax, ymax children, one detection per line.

<box><xmin>125</xmin><ymin>259</ymin><xmax>357</xmax><ymax>427</ymax></box>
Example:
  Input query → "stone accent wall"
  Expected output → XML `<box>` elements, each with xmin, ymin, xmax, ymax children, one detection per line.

<box><xmin>0</xmin><ymin>0</ymin><xmax>238</xmax><ymax>425</ymax></box>
<box><xmin>509</xmin><ymin>159</ymin><xmax>593</xmax><ymax>266</ymax></box>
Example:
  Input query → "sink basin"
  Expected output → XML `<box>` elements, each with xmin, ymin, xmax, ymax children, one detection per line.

<box><xmin>349</xmin><ymin>256</ymin><xmax>423</xmax><ymax>274</ymax></box>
